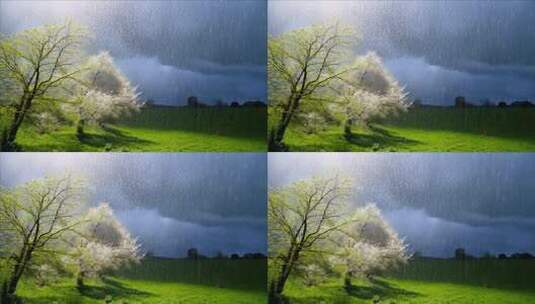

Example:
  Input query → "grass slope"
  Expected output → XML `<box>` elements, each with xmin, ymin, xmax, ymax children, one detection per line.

<box><xmin>285</xmin><ymin>278</ymin><xmax>535</xmax><ymax>304</ymax></box>
<box><xmin>15</xmin><ymin>278</ymin><xmax>266</xmax><ymax>304</ymax></box>
<box><xmin>3</xmin><ymin>257</ymin><xmax>267</xmax><ymax>304</ymax></box>
<box><xmin>278</xmin><ymin>107</ymin><xmax>535</xmax><ymax>151</ymax></box>
<box><xmin>1</xmin><ymin>106</ymin><xmax>267</xmax><ymax>152</ymax></box>
<box><xmin>283</xmin><ymin>259</ymin><xmax>535</xmax><ymax>304</ymax></box>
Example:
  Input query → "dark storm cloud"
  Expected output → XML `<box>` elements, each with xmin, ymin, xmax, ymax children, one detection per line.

<box><xmin>268</xmin><ymin>153</ymin><xmax>535</xmax><ymax>257</ymax></box>
<box><xmin>0</xmin><ymin>153</ymin><xmax>267</xmax><ymax>257</ymax></box>
<box><xmin>269</xmin><ymin>1</ymin><xmax>535</xmax><ymax>104</ymax></box>
<box><xmin>0</xmin><ymin>1</ymin><xmax>267</xmax><ymax>104</ymax></box>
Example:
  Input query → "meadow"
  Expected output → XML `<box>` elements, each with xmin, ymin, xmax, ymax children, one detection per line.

<box><xmin>0</xmin><ymin>106</ymin><xmax>267</xmax><ymax>152</ymax></box>
<box><xmin>282</xmin><ymin>258</ymin><xmax>535</xmax><ymax>304</ymax></box>
<box><xmin>278</xmin><ymin>107</ymin><xmax>535</xmax><ymax>152</ymax></box>
<box><xmin>2</xmin><ymin>257</ymin><xmax>267</xmax><ymax>304</ymax></box>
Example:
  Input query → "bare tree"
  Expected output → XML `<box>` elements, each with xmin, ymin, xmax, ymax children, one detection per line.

<box><xmin>0</xmin><ymin>176</ymin><xmax>85</xmax><ymax>300</ymax></box>
<box><xmin>0</xmin><ymin>21</ymin><xmax>88</xmax><ymax>151</ymax></box>
<box><xmin>268</xmin><ymin>175</ymin><xmax>351</xmax><ymax>302</ymax></box>
<box><xmin>268</xmin><ymin>23</ymin><xmax>357</xmax><ymax>150</ymax></box>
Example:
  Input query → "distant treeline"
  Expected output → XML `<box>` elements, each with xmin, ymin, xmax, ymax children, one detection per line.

<box><xmin>144</xmin><ymin>248</ymin><xmax>267</xmax><ymax>260</ymax></box>
<box><xmin>144</xmin><ymin>96</ymin><xmax>266</xmax><ymax>108</ymax></box>
<box><xmin>412</xmin><ymin>248</ymin><xmax>535</xmax><ymax>261</ymax></box>
<box><xmin>413</xmin><ymin>96</ymin><xmax>535</xmax><ymax>108</ymax></box>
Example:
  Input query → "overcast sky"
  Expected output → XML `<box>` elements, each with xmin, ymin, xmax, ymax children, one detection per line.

<box><xmin>269</xmin><ymin>1</ymin><xmax>535</xmax><ymax>105</ymax></box>
<box><xmin>269</xmin><ymin>153</ymin><xmax>535</xmax><ymax>258</ymax></box>
<box><xmin>0</xmin><ymin>153</ymin><xmax>267</xmax><ymax>258</ymax></box>
<box><xmin>0</xmin><ymin>1</ymin><xmax>267</xmax><ymax>105</ymax></box>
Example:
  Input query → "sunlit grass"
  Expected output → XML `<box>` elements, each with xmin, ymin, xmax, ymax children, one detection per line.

<box><xmin>282</xmin><ymin>258</ymin><xmax>535</xmax><ymax>303</ymax></box>
<box><xmin>275</xmin><ymin>107</ymin><xmax>535</xmax><ymax>152</ymax></box>
<box><xmin>1</xmin><ymin>107</ymin><xmax>267</xmax><ymax>152</ymax></box>
<box><xmin>15</xmin><ymin>277</ymin><xmax>266</xmax><ymax>304</ymax></box>
<box><xmin>4</xmin><ymin>257</ymin><xmax>267</xmax><ymax>304</ymax></box>
<box><xmin>284</xmin><ymin>277</ymin><xmax>535</xmax><ymax>304</ymax></box>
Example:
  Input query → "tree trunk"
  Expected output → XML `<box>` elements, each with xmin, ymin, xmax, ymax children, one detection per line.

<box><xmin>269</xmin><ymin>247</ymin><xmax>301</xmax><ymax>302</ymax></box>
<box><xmin>76</xmin><ymin>271</ymin><xmax>85</xmax><ymax>289</ymax></box>
<box><xmin>269</xmin><ymin>96</ymin><xmax>301</xmax><ymax>151</ymax></box>
<box><xmin>344</xmin><ymin>118</ymin><xmax>353</xmax><ymax>139</ymax></box>
<box><xmin>6</xmin><ymin>249</ymin><xmax>31</xmax><ymax>297</ymax></box>
<box><xmin>1</xmin><ymin>281</ymin><xmax>10</xmax><ymax>304</ymax></box>
<box><xmin>344</xmin><ymin>271</ymin><xmax>353</xmax><ymax>292</ymax></box>
<box><xmin>1</xmin><ymin>94</ymin><xmax>32</xmax><ymax>151</ymax></box>
<box><xmin>76</xmin><ymin>118</ymin><xmax>85</xmax><ymax>138</ymax></box>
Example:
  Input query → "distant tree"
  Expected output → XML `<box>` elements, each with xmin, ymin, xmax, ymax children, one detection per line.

<box><xmin>0</xmin><ymin>176</ymin><xmax>86</xmax><ymax>301</ymax></box>
<box><xmin>230</xmin><ymin>253</ymin><xmax>240</xmax><ymax>259</ymax></box>
<box><xmin>187</xmin><ymin>96</ymin><xmax>199</xmax><ymax>107</ymax></box>
<box><xmin>498</xmin><ymin>253</ymin><xmax>508</xmax><ymax>259</ymax></box>
<box><xmin>454</xmin><ymin>96</ymin><xmax>466</xmax><ymax>108</ymax></box>
<box><xmin>455</xmin><ymin>248</ymin><xmax>466</xmax><ymax>260</ymax></box>
<box><xmin>64</xmin><ymin>203</ymin><xmax>142</xmax><ymax>288</ymax></box>
<box><xmin>230</xmin><ymin>101</ymin><xmax>240</xmax><ymax>107</ymax></box>
<box><xmin>510</xmin><ymin>252</ymin><xmax>534</xmax><ymax>259</ymax></box>
<box><xmin>268</xmin><ymin>175</ymin><xmax>352</xmax><ymax>302</ymax></box>
<box><xmin>480</xmin><ymin>98</ymin><xmax>494</xmax><ymax>107</ymax></box>
<box><xmin>243</xmin><ymin>100</ymin><xmax>267</xmax><ymax>107</ymax></box>
<box><xmin>214</xmin><ymin>99</ymin><xmax>227</xmax><ymax>107</ymax></box>
<box><xmin>0</xmin><ymin>21</ymin><xmax>88</xmax><ymax>151</ymax></box>
<box><xmin>215</xmin><ymin>251</ymin><xmax>227</xmax><ymax>259</ymax></box>
<box><xmin>187</xmin><ymin>248</ymin><xmax>199</xmax><ymax>259</ymax></box>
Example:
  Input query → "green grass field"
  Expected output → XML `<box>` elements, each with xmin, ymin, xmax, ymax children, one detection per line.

<box><xmin>282</xmin><ymin>258</ymin><xmax>535</xmax><ymax>304</ymax></box>
<box><xmin>0</xmin><ymin>106</ymin><xmax>267</xmax><ymax>152</ymax></box>
<box><xmin>277</xmin><ymin>107</ymin><xmax>535</xmax><ymax>151</ymax></box>
<box><xmin>3</xmin><ymin>257</ymin><xmax>267</xmax><ymax>304</ymax></box>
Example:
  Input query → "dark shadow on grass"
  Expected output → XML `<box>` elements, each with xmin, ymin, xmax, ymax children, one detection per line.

<box><xmin>345</xmin><ymin>278</ymin><xmax>420</xmax><ymax>300</ymax></box>
<box><xmin>78</xmin><ymin>277</ymin><xmax>153</xmax><ymax>300</ymax></box>
<box><xmin>284</xmin><ymin>278</ymin><xmax>420</xmax><ymax>304</ymax></box>
<box><xmin>346</xmin><ymin>125</ymin><xmax>420</xmax><ymax>151</ymax></box>
<box><xmin>347</xmin><ymin>279</ymin><xmax>421</xmax><ymax>300</ymax></box>
<box><xmin>79</xmin><ymin>125</ymin><xmax>154</xmax><ymax>150</ymax></box>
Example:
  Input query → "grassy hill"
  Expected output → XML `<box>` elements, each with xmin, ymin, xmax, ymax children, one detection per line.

<box><xmin>277</xmin><ymin>107</ymin><xmax>535</xmax><ymax>151</ymax></box>
<box><xmin>0</xmin><ymin>106</ymin><xmax>267</xmax><ymax>152</ymax></box>
<box><xmin>282</xmin><ymin>258</ymin><xmax>535</xmax><ymax>303</ymax></box>
<box><xmin>5</xmin><ymin>257</ymin><xmax>267</xmax><ymax>304</ymax></box>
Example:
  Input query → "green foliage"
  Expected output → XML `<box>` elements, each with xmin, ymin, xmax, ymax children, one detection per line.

<box><xmin>0</xmin><ymin>107</ymin><xmax>267</xmax><ymax>151</ymax></box>
<box><xmin>277</xmin><ymin>107</ymin><xmax>535</xmax><ymax>151</ymax></box>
